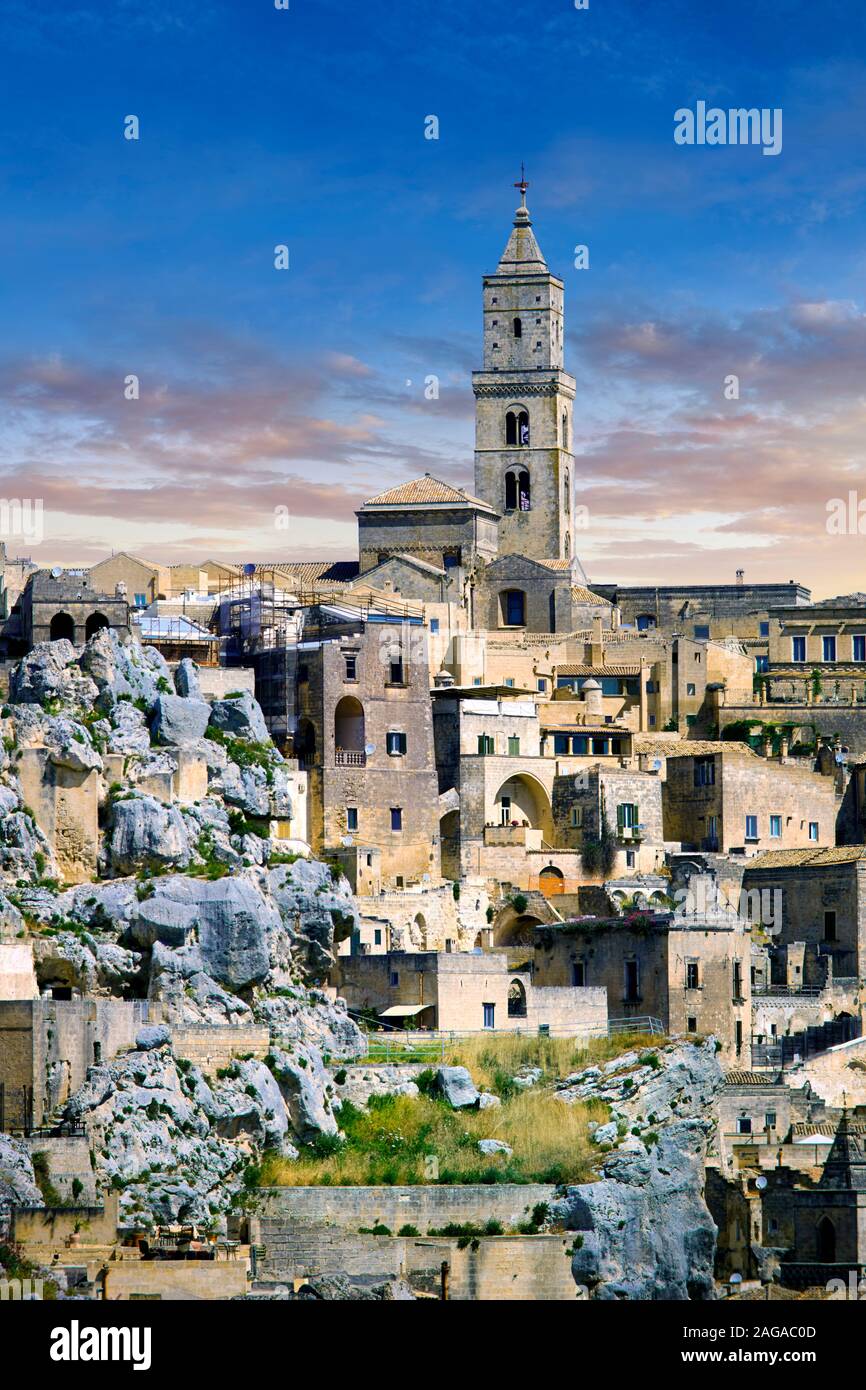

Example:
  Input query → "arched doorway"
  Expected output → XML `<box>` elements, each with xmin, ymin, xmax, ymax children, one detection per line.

<box><xmin>816</xmin><ymin>1216</ymin><xmax>836</xmax><ymax>1262</ymax></box>
<box><xmin>334</xmin><ymin>696</ymin><xmax>365</xmax><ymax>764</ymax></box>
<box><xmin>49</xmin><ymin>612</ymin><xmax>75</xmax><ymax>643</ymax></box>
<box><xmin>539</xmin><ymin>865</ymin><xmax>565</xmax><ymax>897</ymax></box>
<box><xmin>295</xmin><ymin>719</ymin><xmax>316</xmax><ymax>768</ymax></box>
<box><xmin>85</xmin><ymin>611</ymin><xmax>109</xmax><ymax>640</ymax></box>
<box><xmin>492</xmin><ymin>908</ymin><xmax>545</xmax><ymax>949</ymax></box>
<box><xmin>413</xmin><ymin>913</ymin><xmax>428</xmax><ymax>949</ymax></box>
<box><xmin>508</xmin><ymin>979</ymin><xmax>527</xmax><ymax>1017</ymax></box>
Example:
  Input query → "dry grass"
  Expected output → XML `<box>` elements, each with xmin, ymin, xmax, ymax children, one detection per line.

<box><xmin>259</xmin><ymin>1032</ymin><xmax>666</xmax><ymax>1189</ymax></box>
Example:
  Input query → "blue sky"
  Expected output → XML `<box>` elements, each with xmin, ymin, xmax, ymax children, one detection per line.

<box><xmin>3</xmin><ymin>0</ymin><xmax>866</xmax><ymax>594</ymax></box>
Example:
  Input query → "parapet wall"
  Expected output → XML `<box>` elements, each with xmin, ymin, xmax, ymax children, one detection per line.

<box><xmin>171</xmin><ymin>1025</ymin><xmax>271</xmax><ymax>1071</ymax></box>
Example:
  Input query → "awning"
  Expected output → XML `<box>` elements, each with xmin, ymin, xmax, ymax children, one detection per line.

<box><xmin>378</xmin><ymin>1004</ymin><xmax>432</xmax><ymax>1018</ymax></box>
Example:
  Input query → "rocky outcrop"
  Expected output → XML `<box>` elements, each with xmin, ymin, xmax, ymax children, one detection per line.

<box><xmin>434</xmin><ymin>1065</ymin><xmax>479</xmax><ymax>1109</ymax></box>
<box><xmin>208</xmin><ymin>691</ymin><xmax>270</xmax><ymax>744</ymax></box>
<box><xmin>108</xmin><ymin>795</ymin><xmax>191</xmax><ymax>875</ymax></box>
<box><xmin>551</xmin><ymin>1040</ymin><xmax>724</xmax><ymax>1300</ymax></box>
<box><xmin>151</xmin><ymin>694</ymin><xmax>211</xmax><ymax>746</ymax></box>
<box><xmin>0</xmin><ymin>1134</ymin><xmax>43</xmax><ymax>1220</ymax></box>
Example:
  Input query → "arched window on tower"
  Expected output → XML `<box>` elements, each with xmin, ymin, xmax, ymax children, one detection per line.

<box><xmin>564</xmin><ymin>469</ymin><xmax>571</xmax><ymax>514</ymax></box>
<box><xmin>513</xmin><ymin>317</ymin><xmax>522</xmax><ymax>338</ymax></box>
<box><xmin>518</xmin><ymin>410</ymin><xmax>529</xmax><ymax>446</ymax></box>
<box><xmin>518</xmin><ymin>468</ymin><xmax>531</xmax><ymax>510</ymax></box>
<box><xmin>505</xmin><ymin>471</ymin><xmax>517</xmax><ymax>511</ymax></box>
<box><xmin>505</xmin><ymin>411</ymin><xmax>517</xmax><ymax>446</ymax></box>
<box><xmin>562</xmin><ymin>411</ymin><xmax>569</xmax><ymax>449</ymax></box>
<box><xmin>564</xmin><ymin>531</ymin><xmax>570</xmax><ymax>558</ymax></box>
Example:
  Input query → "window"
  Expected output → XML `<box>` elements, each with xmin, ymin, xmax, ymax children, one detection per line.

<box><xmin>477</xmin><ymin>734</ymin><xmax>495</xmax><ymax>755</ymax></box>
<box><xmin>430</xmin><ymin>618</ymin><xmax>439</xmax><ymax>634</ymax></box>
<box><xmin>388</xmin><ymin>657</ymin><xmax>405</xmax><ymax>684</ymax></box>
<box><xmin>765</xmin><ymin>1112</ymin><xmax>777</xmax><ymax>1130</ymax></box>
<box><xmin>390</xmin><ymin>971</ymin><xmax>399</xmax><ymax>986</ymax></box>
<box><xmin>616</xmin><ymin>802</ymin><xmax>638</xmax><ymax>831</ymax></box>
<box><xmin>390</xmin><ymin>807</ymin><xmax>403</xmax><ymax>832</ymax></box>
<box><xmin>572</xmin><ymin>961</ymin><xmax>585</xmax><ymax>986</ymax></box>
<box><xmin>687</xmin><ymin>1017</ymin><xmax>697</xmax><ymax>1033</ymax></box>
<box><xmin>694</xmin><ymin>756</ymin><xmax>716</xmax><ymax>787</ymax></box>
<box><xmin>759</xmin><ymin>621</ymin><xmax>770</xmax><ymax>637</ymax></box>
<box><xmin>346</xmin><ymin>807</ymin><xmax>358</xmax><ymax>831</ymax></box>
<box><xmin>513</xmin><ymin>317</ymin><xmax>522</xmax><ymax>338</ymax></box>
<box><xmin>626</xmin><ymin>850</ymin><xmax>636</xmax><ymax>867</ymax></box>
<box><xmin>502</xmin><ymin>589</ymin><xmax>526</xmax><ymax>626</ymax></box>
<box><xmin>809</xmin><ymin>821</ymin><xmax>819</xmax><ymax>842</ymax></box>
<box><xmin>855</xmin><ymin>635</ymin><xmax>866</xmax><ymax>662</ymax></box>
<box><xmin>386</xmin><ymin>731</ymin><xmax>407</xmax><ymax>756</ymax></box>
<box><xmin>733</xmin><ymin>961</ymin><xmax>743</xmax><ymax>1001</ymax></box>
<box><xmin>570</xmin><ymin>806</ymin><xmax>583</xmax><ymax>828</ymax></box>
<box><xmin>344</xmin><ymin>654</ymin><xmax>357</xmax><ymax>680</ymax></box>
<box><xmin>694</xmin><ymin>624</ymin><xmax>710</xmax><ymax>640</ymax></box>
<box><xmin>823</xmin><ymin>635</ymin><xmax>837</xmax><ymax>662</ymax></box>
<box><xmin>507</xmin><ymin>735</ymin><xmax>520</xmax><ymax>756</ymax></box>
<box><xmin>792</xmin><ymin>636</ymin><xmax>806</xmax><ymax>663</ymax></box>
<box><xmin>374</xmin><ymin>929</ymin><xmax>382</xmax><ymax>946</ymax></box>
<box><xmin>536</xmin><ymin>677</ymin><xmax>547</xmax><ymax>692</ymax></box>
<box><xmin>624</xmin><ymin>960</ymin><xmax>640</xmax><ymax>1002</ymax></box>
<box><xmin>636</xmin><ymin>614</ymin><xmax>656</xmax><ymax>631</ymax></box>
<box><xmin>483</xmin><ymin>1002</ymin><xmax>495</xmax><ymax>1029</ymax></box>
<box><xmin>686</xmin><ymin>962</ymin><xmax>700</xmax><ymax>990</ymax></box>
<box><xmin>134</xmin><ymin>592</ymin><xmax>147</xmax><ymax>607</ymax></box>
<box><xmin>504</xmin><ymin>677</ymin><xmax>515</xmax><ymax>687</ymax></box>
<box><xmin>686</xmin><ymin>683</ymin><xmax>696</xmax><ymax>696</ymax></box>
<box><xmin>499</xmin><ymin>795</ymin><xmax>511</xmax><ymax>825</ymax></box>
<box><xmin>755</xmin><ymin>654</ymin><xmax>769</xmax><ymax>673</ymax></box>
<box><xmin>769</xmin><ymin>814</ymin><xmax>782</xmax><ymax>838</ymax></box>
<box><xmin>736</xmin><ymin>1115</ymin><xmax>752</xmax><ymax>1135</ymax></box>
<box><xmin>562</xmin><ymin>412</ymin><xmax>569</xmax><ymax>449</ymax></box>
<box><xmin>735</xmin><ymin>1021</ymin><xmax>743</xmax><ymax>1055</ymax></box>
<box><xmin>745</xmin><ymin>814</ymin><xmax>758</xmax><ymax>841</ymax></box>
<box><xmin>505</xmin><ymin>469</ymin><xmax>531</xmax><ymax>511</ymax></box>
<box><xmin>824</xmin><ymin>910</ymin><xmax>837</xmax><ymax>942</ymax></box>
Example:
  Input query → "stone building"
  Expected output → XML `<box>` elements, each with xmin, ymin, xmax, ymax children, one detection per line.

<box><xmin>287</xmin><ymin>608</ymin><xmax>441</xmax><ymax>888</ymax></box>
<box><xmin>551</xmin><ymin>763</ymin><xmax>667</xmax><ymax>877</ymax></box>
<box><xmin>88</xmin><ymin>552</ymin><xmax>168</xmax><ymax>610</ymax></box>
<box><xmin>740</xmin><ymin>845</ymin><xmax>866</xmax><ymax>986</ymax></box>
<box><xmin>356</xmin><ymin>475</ymin><xmax>498</xmax><ymax>582</ymax></box>
<box><xmin>332</xmin><ymin>947</ymin><xmax>608</xmax><ymax>1036</ymax></box>
<box><xmin>764</xmin><ymin>595</ymin><xmax>866</xmax><ymax>704</ymax></box>
<box><xmin>662</xmin><ymin>745</ymin><xmax>840</xmax><ymax>855</ymax></box>
<box><xmin>18</xmin><ymin>569</ymin><xmax>130</xmax><ymax>649</ymax></box>
<box><xmin>533</xmin><ymin>911</ymin><xmax>752</xmax><ymax>1064</ymax></box>
<box><xmin>471</xmin><ymin>178</ymin><xmax>578</xmax><ymax>569</ymax></box>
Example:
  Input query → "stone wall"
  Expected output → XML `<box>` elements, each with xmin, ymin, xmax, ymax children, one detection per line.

<box><xmin>104</xmin><ymin>1259</ymin><xmax>250</xmax><ymax>1301</ymax></box>
<box><xmin>18</xmin><ymin>747</ymin><xmax>99</xmax><ymax>883</ymax></box>
<box><xmin>0</xmin><ymin>942</ymin><xmax>38</xmax><ymax>999</ymax></box>
<box><xmin>22</xmin><ymin>1134</ymin><xmax>99</xmax><ymax>1204</ymax></box>
<box><xmin>171</xmin><ymin>1025</ymin><xmax>271</xmax><ymax>1071</ymax></box>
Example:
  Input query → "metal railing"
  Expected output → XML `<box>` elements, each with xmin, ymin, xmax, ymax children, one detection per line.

<box><xmin>338</xmin><ymin>1017</ymin><xmax>665</xmax><ymax>1065</ymax></box>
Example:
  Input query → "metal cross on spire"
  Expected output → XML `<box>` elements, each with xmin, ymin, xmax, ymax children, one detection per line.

<box><xmin>513</xmin><ymin>163</ymin><xmax>529</xmax><ymax>207</ymax></box>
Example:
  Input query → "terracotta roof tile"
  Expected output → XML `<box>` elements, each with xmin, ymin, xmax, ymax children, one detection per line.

<box><xmin>361</xmin><ymin>475</ymin><xmax>495</xmax><ymax>510</ymax></box>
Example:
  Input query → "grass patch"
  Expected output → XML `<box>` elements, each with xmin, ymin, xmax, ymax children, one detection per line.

<box><xmin>439</xmin><ymin>1031</ymin><xmax>665</xmax><ymax>1096</ymax></box>
<box><xmin>259</xmin><ymin>1087</ymin><xmax>609</xmax><ymax>1188</ymax></box>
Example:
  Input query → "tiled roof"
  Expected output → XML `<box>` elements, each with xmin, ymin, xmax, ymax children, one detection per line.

<box><xmin>571</xmin><ymin>584</ymin><xmax>611</xmax><ymax>604</ymax></box>
<box><xmin>361</xmin><ymin>475</ymin><xmax>494</xmax><ymax>510</ymax></box>
<box><xmin>749</xmin><ymin>846</ymin><xmax>866</xmax><ymax>869</ymax></box>
<box><xmin>254</xmin><ymin>561</ymin><xmax>360</xmax><ymax>587</ymax></box>
<box><xmin>555</xmin><ymin>663</ymin><xmax>641</xmax><ymax>677</ymax></box>
<box><xmin>664</xmin><ymin>740</ymin><xmax>759</xmax><ymax>759</ymax></box>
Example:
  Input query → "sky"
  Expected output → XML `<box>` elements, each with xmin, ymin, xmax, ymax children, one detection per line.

<box><xmin>3</xmin><ymin>0</ymin><xmax>866</xmax><ymax>596</ymax></box>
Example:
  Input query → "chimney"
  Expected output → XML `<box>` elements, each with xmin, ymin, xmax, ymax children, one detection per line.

<box><xmin>736</xmin><ymin>569</ymin><xmax>744</xmax><ymax>587</ymax></box>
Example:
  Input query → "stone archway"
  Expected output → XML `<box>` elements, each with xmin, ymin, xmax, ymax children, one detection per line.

<box><xmin>49</xmin><ymin>611</ymin><xmax>75</xmax><ymax>643</ymax></box>
<box><xmin>508</xmin><ymin>978</ymin><xmax>528</xmax><ymax>1017</ymax></box>
<box><xmin>85</xmin><ymin>611</ymin><xmax>110</xmax><ymax>640</ymax></box>
<box><xmin>539</xmin><ymin>865</ymin><xmax>565</xmax><ymax>898</ymax></box>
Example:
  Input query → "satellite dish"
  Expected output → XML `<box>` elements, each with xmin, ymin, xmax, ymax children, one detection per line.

<box><xmin>243</xmin><ymin>562</ymin><xmax>255</xmax><ymax>577</ymax></box>
<box><xmin>341</xmin><ymin>836</ymin><xmax>354</xmax><ymax>847</ymax></box>
<box><xmin>755</xmin><ymin>1176</ymin><xmax>767</xmax><ymax>1190</ymax></box>
<box><xmin>729</xmin><ymin>1272</ymin><xmax>742</xmax><ymax>1285</ymax></box>
<box><xmin>50</xmin><ymin>566</ymin><xmax>63</xmax><ymax>579</ymax></box>
<box><xmin>365</xmin><ymin>742</ymin><xmax>375</xmax><ymax>756</ymax></box>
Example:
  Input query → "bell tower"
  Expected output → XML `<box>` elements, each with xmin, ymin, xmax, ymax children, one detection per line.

<box><xmin>472</xmin><ymin>173</ymin><xmax>577</xmax><ymax>563</ymax></box>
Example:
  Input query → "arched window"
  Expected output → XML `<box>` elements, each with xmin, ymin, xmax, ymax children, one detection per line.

<box><xmin>334</xmin><ymin>696</ymin><xmax>366</xmax><ymax>763</ymax></box>
<box><xmin>505</xmin><ymin>411</ymin><xmax>517</xmax><ymax>446</ymax></box>
<box><xmin>508</xmin><ymin>979</ymin><xmax>527</xmax><ymax>1017</ymax></box>
<box><xmin>517</xmin><ymin>468</ymin><xmax>530</xmax><ymax>510</ymax></box>
<box><xmin>505</xmin><ymin>472</ymin><xmax>517</xmax><ymax>511</ymax></box>
<box><xmin>85</xmin><ymin>611</ymin><xmax>109</xmax><ymax>641</ymax></box>
<box><xmin>513</xmin><ymin>317</ymin><xmax>522</xmax><ymax>338</ymax></box>
<box><xmin>564</xmin><ymin>469</ymin><xmax>570</xmax><ymax>513</ymax></box>
<box><xmin>49</xmin><ymin>612</ymin><xmax>75</xmax><ymax>643</ymax></box>
<box><xmin>564</xmin><ymin>531</ymin><xmax>570</xmax><ymax>558</ymax></box>
<box><xmin>562</xmin><ymin>411</ymin><xmax>569</xmax><ymax>449</ymax></box>
<box><xmin>501</xmin><ymin>590</ymin><xmax>526</xmax><ymax>627</ymax></box>
<box><xmin>518</xmin><ymin>410</ymin><xmax>529</xmax><ymax>446</ymax></box>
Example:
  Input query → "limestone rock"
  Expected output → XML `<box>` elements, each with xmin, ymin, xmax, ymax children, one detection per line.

<box><xmin>10</xmin><ymin>640</ymin><xmax>97</xmax><ymax>706</ymax></box>
<box><xmin>108</xmin><ymin>795</ymin><xmax>191</xmax><ymax>875</ymax></box>
<box><xmin>141</xmin><ymin>875</ymin><xmax>276</xmax><ymax>991</ymax></box>
<box><xmin>267</xmin><ymin>1045</ymin><xmax>339</xmax><ymax>1141</ymax></box>
<box><xmin>433</xmin><ymin>1065</ymin><xmax>479</xmax><ymax>1109</ymax></box>
<box><xmin>174</xmin><ymin>659</ymin><xmax>202</xmax><ymax>699</ymax></box>
<box><xmin>151</xmin><ymin>695</ymin><xmax>211</xmax><ymax>747</ymax></box>
<box><xmin>478</xmin><ymin>1092</ymin><xmax>501</xmax><ymax>1110</ymax></box>
<box><xmin>0</xmin><ymin>1134</ymin><xmax>43</xmax><ymax>1217</ymax></box>
<box><xmin>478</xmin><ymin>1138</ymin><xmax>512</xmax><ymax>1156</ymax></box>
<box><xmin>79</xmin><ymin>628</ymin><xmax>168</xmax><ymax>711</ymax></box>
<box><xmin>254</xmin><ymin>991</ymin><xmax>366</xmax><ymax>1060</ymax></box>
<box><xmin>208</xmin><ymin>691</ymin><xmax>270</xmax><ymax>744</ymax></box>
<box><xmin>147</xmin><ymin>941</ymin><xmax>254</xmax><ymax>1025</ymax></box>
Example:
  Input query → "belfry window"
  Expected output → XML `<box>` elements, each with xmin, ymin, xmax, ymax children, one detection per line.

<box><xmin>506</xmin><ymin>409</ymin><xmax>530</xmax><ymax>446</ymax></box>
<box><xmin>513</xmin><ymin>317</ymin><xmax>522</xmax><ymax>338</ymax></box>
<box><xmin>505</xmin><ymin>469</ymin><xmax>530</xmax><ymax>512</ymax></box>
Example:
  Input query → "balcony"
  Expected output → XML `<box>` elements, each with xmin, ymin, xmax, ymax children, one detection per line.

<box><xmin>335</xmin><ymin>750</ymin><xmax>366</xmax><ymax>767</ymax></box>
<box><xmin>484</xmin><ymin>824</ymin><xmax>543</xmax><ymax>850</ymax></box>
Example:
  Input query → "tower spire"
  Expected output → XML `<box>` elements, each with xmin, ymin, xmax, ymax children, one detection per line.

<box><xmin>513</xmin><ymin>163</ymin><xmax>529</xmax><ymax>210</ymax></box>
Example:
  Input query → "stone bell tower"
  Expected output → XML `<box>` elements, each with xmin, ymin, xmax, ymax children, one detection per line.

<box><xmin>472</xmin><ymin>172</ymin><xmax>577</xmax><ymax>563</ymax></box>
